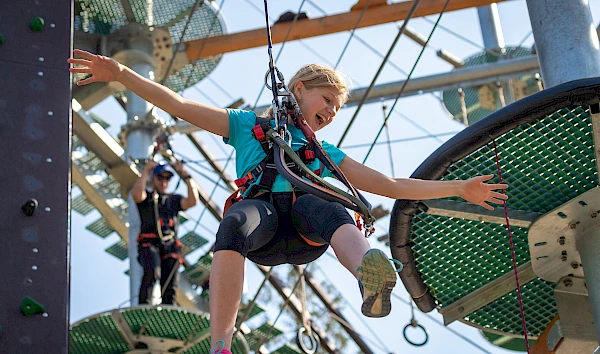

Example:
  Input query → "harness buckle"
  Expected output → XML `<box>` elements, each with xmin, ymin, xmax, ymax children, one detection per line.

<box><xmin>304</xmin><ymin>150</ymin><xmax>315</xmax><ymax>161</ymax></box>
<box><xmin>252</xmin><ymin>125</ymin><xmax>266</xmax><ymax>141</ymax></box>
<box><xmin>234</xmin><ymin>172</ymin><xmax>255</xmax><ymax>188</ymax></box>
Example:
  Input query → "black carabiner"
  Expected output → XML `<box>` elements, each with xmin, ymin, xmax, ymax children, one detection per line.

<box><xmin>296</xmin><ymin>327</ymin><xmax>319</xmax><ymax>354</ymax></box>
<box><xmin>403</xmin><ymin>322</ymin><xmax>429</xmax><ymax>347</ymax></box>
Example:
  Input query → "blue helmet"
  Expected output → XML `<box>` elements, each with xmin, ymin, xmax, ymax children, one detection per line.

<box><xmin>152</xmin><ymin>161</ymin><xmax>174</xmax><ymax>177</ymax></box>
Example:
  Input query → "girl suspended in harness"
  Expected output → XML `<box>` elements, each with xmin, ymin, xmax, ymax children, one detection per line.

<box><xmin>68</xmin><ymin>50</ymin><xmax>508</xmax><ymax>354</ymax></box>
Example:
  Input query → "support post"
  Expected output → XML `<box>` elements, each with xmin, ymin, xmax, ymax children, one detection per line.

<box><xmin>121</xmin><ymin>51</ymin><xmax>156</xmax><ymax>306</ymax></box>
<box><xmin>527</xmin><ymin>0</ymin><xmax>600</xmax><ymax>345</ymax></box>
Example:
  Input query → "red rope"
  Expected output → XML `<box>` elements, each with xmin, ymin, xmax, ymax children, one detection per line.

<box><xmin>492</xmin><ymin>140</ymin><xmax>530</xmax><ymax>353</ymax></box>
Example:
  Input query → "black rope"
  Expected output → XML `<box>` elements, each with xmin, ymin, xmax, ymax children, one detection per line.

<box><xmin>362</xmin><ymin>0</ymin><xmax>451</xmax><ymax>164</ymax></box>
<box><xmin>254</xmin><ymin>0</ymin><xmax>307</xmax><ymax>110</ymax></box>
<box><xmin>381</xmin><ymin>103</ymin><xmax>395</xmax><ymax>177</ymax></box>
<box><xmin>337</xmin><ymin>0</ymin><xmax>423</xmax><ymax>147</ymax></box>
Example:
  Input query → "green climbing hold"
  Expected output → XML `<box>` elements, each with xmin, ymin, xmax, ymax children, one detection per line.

<box><xmin>29</xmin><ymin>17</ymin><xmax>45</xmax><ymax>32</ymax></box>
<box><xmin>21</xmin><ymin>297</ymin><xmax>45</xmax><ymax>316</ymax></box>
<box><xmin>0</xmin><ymin>34</ymin><xmax>4</xmax><ymax>45</ymax></box>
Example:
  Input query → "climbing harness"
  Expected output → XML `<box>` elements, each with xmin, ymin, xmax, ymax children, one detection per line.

<box><xmin>153</xmin><ymin>191</ymin><xmax>176</xmax><ymax>242</ymax></box>
<box><xmin>225</xmin><ymin>0</ymin><xmax>376</xmax><ymax>237</ymax></box>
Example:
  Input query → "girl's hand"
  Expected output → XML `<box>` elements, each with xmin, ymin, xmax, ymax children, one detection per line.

<box><xmin>458</xmin><ymin>175</ymin><xmax>508</xmax><ymax>210</ymax></box>
<box><xmin>67</xmin><ymin>49</ymin><xmax>122</xmax><ymax>86</ymax></box>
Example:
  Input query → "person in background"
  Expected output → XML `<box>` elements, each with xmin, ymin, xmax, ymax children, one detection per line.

<box><xmin>131</xmin><ymin>160</ymin><xmax>199</xmax><ymax>305</ymax></box>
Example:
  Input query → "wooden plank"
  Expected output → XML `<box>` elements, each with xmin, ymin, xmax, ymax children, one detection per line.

<box><xmin>185</xmin><ymin>0</ymin><xmax>506</xmax><ymax>60</ymax></box>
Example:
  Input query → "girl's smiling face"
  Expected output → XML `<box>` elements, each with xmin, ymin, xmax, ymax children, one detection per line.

<box><xmin>294</xmin><ymin>81</ymin><xmax>345</xmax><ymax>132</ymax></box>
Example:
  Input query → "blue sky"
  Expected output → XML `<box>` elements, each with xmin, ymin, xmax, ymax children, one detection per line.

<box><xmin>70</xmin><ymin>1</ymin><xmax>600</xmax><ymax>353</ymax></box>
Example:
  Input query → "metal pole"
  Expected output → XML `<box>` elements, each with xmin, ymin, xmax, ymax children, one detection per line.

<box><xmin>477</xmin><ymin>3</ymin><xmax>513</xmax><ymax>106</ymax></box>
<box><xmin>526</xmin><ymin>0</ymin><xmax>600</xmax><ymax>88</ymax></box>
<box><xmin>477</xmin><ymin>4</ymin><xmax>505</xmax><ymax>51</ymax></box>
<box><xmin>577</xmin><ymin>228</ymin><xmax>600</xmax><ymax>343</ymax></box>
<box><xmin>527</xmin><ymin>0</ymin><xmax>600</xmax><ymax>344</ymax></box>
<box><xmin>123</xmin><ymin>52</ymin><xmax>156</xmax><ymax>306</ymax></box>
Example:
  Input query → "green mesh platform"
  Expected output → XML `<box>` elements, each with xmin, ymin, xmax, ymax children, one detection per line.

<box><xmin>72</xmin><ymin>135</ymin><xmax>84</xmax><ymax>150</ymax></box>
<box><xmin>182</xmin><ymin>253</ymin><xmax>213</xmax><ymax>286</ymax></box>
<box><xmin>410</xmin><ymin>106</ymin><xmax>597</xmax><ymax>337</ymax></box>
<box><xmin>442</xmin><ymin>46</ymin><xmax>540</xmax><ymax>125</ymax></box>
<box><xmin>272</xmin><ymin>344</ymin><xmax>304</xmax><ymax>354</ymax></box>
<box><xmin>481</xmin><ymin>331</ymin><xmax>535</xmax><ymax>352</ymax></box>
<box><xmin>180</xmin><ymin>231</ymin><xmax>209</xmax><ymax>254</ymax></box>
<box><xmin>96</xmin><ymin>175</ymin><xmax>123</xmax><ymax>196</ymax></box>
<box><xmin>70</xmin><ymin>307</ymin><xmax>250</xmax><ymax>353</ymax></box>
<box><xmin>74</xmin><ymin>151</ymin><xmax>105</xmax><ymax>172</ymax></box>
<box><xmin>105</xmin><ymin>240</ymin><xmax>128</xmax><ymax>261</ymax></box>
<box><xmin>179</xmin><ymin>212</ymin><xmax>190</xmax><ymax>225</ymax></box>
<box><xmin>86</xmin><ymin>217</ymin><xmax>115</xmax><ymax>238</ymax></box>
<box><xmin>244</xmin><ymin>322</ymin><xmax>284</xmax><ymax>350</ymax></box>
<box><xmin>70</xmin><ymin>312</ymin><xmax>132</xmax><ymax>354</ymax></box>
<box><xmin>72</xmin><ymin>194</ymin><xmax>95</xmax><ymax>215</ymax></box>
<box><xmin>74</xmin><ymin>0</ymin><xmax>224</xmax><ymax>92</ymax></box>
<box><xmin>237</xmin><ymin>302</ymin><xmax>266</xmax><ymax>322</ymax></box>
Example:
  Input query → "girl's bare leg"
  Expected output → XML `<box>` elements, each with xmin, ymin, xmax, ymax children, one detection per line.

<box><xmin>329</xmin><ymin>223</ymin><xmax>370</xmax><ymax>278</ymax></box>
<box><xmin>209</xmin><ymin>250</ymin><xmax>245</xmax><ymax>350</ymax></box>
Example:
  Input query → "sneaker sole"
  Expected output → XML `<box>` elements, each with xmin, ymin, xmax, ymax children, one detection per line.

<box><xmin>359</xmin><ymin>249</ymin><xmax>397</xmax><ymax>318</ymax></box>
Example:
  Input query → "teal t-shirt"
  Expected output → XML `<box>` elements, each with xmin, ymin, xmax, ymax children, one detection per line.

<box><xmin>224</xmin><ymin>108</ymin><xmax>347</xmax><ymax>193</ymax></box>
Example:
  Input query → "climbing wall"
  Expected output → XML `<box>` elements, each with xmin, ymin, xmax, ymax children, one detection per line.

<box><xmin>0</xmin><ymin>1</ymin><xmax>72</xmax><ymax>352</ymax></box>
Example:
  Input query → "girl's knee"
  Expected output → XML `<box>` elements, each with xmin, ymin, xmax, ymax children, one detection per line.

<box><xmin>214</xmin><ymin>199</ymin><xmax>278</xmax><ymax>256</ymax></box>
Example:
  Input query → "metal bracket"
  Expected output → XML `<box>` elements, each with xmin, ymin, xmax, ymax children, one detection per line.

<box><xmin>547</xmin><ymin>277</ymin><xmax>598</xmax><ymax>353</ymax></box>
<box><xmin>118</xmin><ymin>109</ymin><xmax>169</xmax><ymax>147</ymax></box>
<box><xmin>528</xmin><ymin>187</ymin><xmax>600</xmax><ymax>282</ymax></box>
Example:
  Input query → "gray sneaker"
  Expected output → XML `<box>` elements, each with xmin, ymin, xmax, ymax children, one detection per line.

<box><xmin>357</xmin><ymin>249</ymin><xmax>400</xmax><ymax>318</ymax></box>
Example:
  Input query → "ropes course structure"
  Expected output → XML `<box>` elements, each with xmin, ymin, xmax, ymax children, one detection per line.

<box><xmin>4</xmin><ymin>0</ymin><xmax>600</xmax><ymax>353</ymax></box>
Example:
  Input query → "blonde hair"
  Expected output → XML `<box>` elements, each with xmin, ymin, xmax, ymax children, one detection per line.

<box><xmin>261</xmin><ymin>64</ymin><xmax>350</xmax><ymax>118</ymax></box>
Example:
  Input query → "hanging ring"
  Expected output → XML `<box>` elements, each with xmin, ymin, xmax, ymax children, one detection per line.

<box><xmin>403</xmin><ymin>322</ymin><xmax>429</xmax><ymax>347</ymax></box>
<box><xmin>296</xmin><ymin>327</ymin><xmax>319</xmax><ymax>354</ymax></box>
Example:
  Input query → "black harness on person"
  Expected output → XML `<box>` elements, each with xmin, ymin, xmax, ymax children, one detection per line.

<box><xmin>232</xmin><ymin>117</ymin><xmax>317</xmax><ymax>198</ymax></box>
<box><xmin>223</xmin><ymin>0</ymin><xmax>376</xmax><ymax>237</ymax></box>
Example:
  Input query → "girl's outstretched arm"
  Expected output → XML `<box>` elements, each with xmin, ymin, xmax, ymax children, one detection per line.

<box><xmin>339</xmin><ymin>156</ymin><xmax>508</xmax><ymax>210</ymax></box>
<box><xmin>68</xmin><ymin>49</ymin><xmax>229</xmax><ymax>137</ymax></box>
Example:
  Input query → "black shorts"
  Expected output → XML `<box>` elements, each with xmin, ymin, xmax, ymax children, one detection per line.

<box><xmin>214</xmin><ymin>192</ymin><xmax>355</xmax><ymax>266</ymax></box>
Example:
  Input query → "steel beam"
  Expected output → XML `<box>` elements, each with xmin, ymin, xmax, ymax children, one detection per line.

<box><xmin>439</xmin><ymin>262</ymin><xmax>537</xmax><ymax>325</ymax></box>
<box><xmin>72</xmin><ymin>99</ymin><xmax>139</xmax><ymax>193</ymax></box>
<box><xmin>185</xmin><ymin>0</ymin><xmax>507</xmax><ymax>60</ymax></box>
<box><xmin>424</xmin><ymin>199</ymin><xmax>542</xmax><ymax>228</ymax></box>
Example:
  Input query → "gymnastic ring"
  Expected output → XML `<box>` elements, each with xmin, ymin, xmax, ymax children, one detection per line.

<box><xmin>296</xmin><ymin>327</ymin><xmax>319</xmax><ymax>354</ymax></box>
<box><xmin>403</xmin><ymin>323</ymin><xmax>429</xmax><ymax>347</ymax></box>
